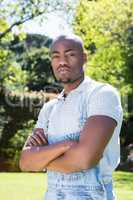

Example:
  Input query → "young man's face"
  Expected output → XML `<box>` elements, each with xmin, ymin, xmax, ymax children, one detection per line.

<box><xmin>50</xmin><ymin>39</ymin><xmax>87</xmax><ymax>84</ymax></box>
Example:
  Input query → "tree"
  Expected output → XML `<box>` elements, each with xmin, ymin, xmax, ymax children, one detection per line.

<box><xmin>73</xmin><ymin>0</ymin><xmax>133</xmax><ymax>118</ymax></box>
<box><xmin>73</xmin><ymin>0</ymin><xmax>133</xmax><ymax>150</ymax></box>
<box><xmin>0</xmin><ymin>0</ymin><xmax>71</xmax><ymax>40</ymax></box>
<box><xmin>0</xmin><ymin>0</ymin><xmax>74</xmax><ymax>90</ymax></box>
<box><xmin>10</xmin><ymin>34</ymin><xmax>54</xmax><ymax>91</ymax></box>
<box><xmin>0</xmin><ymin>0</ymin><xmax>75</xmax><ymax>171</ymax></box>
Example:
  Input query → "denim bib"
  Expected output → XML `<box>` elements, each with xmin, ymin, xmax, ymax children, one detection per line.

<box><xmin>43</xmin><ymin>79</ymin><xmax>118</xmax><ymax>200</ymax></box>
<box><xmin>45</xmin><ymin>98</ymin><xmax>109</xmax><ymax>200</ymax></box>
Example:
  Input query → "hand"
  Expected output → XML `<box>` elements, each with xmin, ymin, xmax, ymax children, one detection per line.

<box><xmin>24</xmin><ymin>128</ymin><xmax>48</xmax><ymax>147</ymax></box>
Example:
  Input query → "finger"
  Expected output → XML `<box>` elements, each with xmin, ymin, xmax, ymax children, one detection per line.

<box><xmin>27</xmin><ymin>135</ymin><xmax>41</xmax><ymax>146</ymax></box>
<box><xmin>25</xmin><ymin>134</ymin><xmax>46</xmax><ymax>147</ymax></box>
<box><xmin>36</xmin><ymin>132</ymin><xmax>48</xmax><ymax>144</ymax></box>
<box><xmin>27</xmin><ymin>140</ymin><xmax>35</xmax><ymax>146</ymax></box>
<box><xmin>24</xmin><ymin>137</ymin><xmax>36</xmax><ymax>147</ymax></box>
<box><xmin>33</xmin><ymin>129</ymin><xmax>48</xmax><ymax>144</ymax></box>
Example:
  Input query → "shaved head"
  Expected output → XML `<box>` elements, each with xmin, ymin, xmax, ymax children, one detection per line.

<box><xmin>50</xmin><ymin>34</ymin><xmax>87</xmax><ymax>85</ymax></box>
<box><xmin>50</xmin><ymin>34</ymin><xmax>84</xmax><ymax>53</ymax></box>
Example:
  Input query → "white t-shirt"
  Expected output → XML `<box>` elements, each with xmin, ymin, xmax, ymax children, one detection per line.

<box><xmin>35</xmin><ymin>76</ymin><xmax>123</xmax><ymax>183</ymax></box>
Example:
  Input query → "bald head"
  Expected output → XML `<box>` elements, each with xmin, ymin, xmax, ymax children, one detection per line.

<box><xmin>50</xmin><ymin>34</ymin><xmax>84</xmax><ymax>53</ymax></box>
<box><xmin>50</xmin><ymin>34</ymin><xmax>87</xmax><ymax>85</ymax></box>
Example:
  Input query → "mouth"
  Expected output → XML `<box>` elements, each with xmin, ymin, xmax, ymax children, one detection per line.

<box><xmin>57</xmin><ymin>67</ymin><xmax>70</xmax><ymax>74</ymax></box>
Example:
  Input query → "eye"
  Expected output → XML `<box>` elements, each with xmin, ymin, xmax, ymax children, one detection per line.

<box><xmin>51</xmin><ymin>54</ymin><xmax>59</xmax><ymax>59</ymax></box>
<box><xmin>70</xmin><ymin>53</ymin><xmax>75</xmax><ymax>56</ymax></box>
<box><xmin>66</xmin><ymin>52</ymin><xmax>76</xmax><ymax>57</ymax></box>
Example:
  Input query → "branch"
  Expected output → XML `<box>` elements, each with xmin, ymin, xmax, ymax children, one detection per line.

<box><xmin>0</xmin><ymin>1</ymin><xmax>70</xmax><ymax>40</ymax></box>
<box><xmin>0</xmin><ymin>10</ymin><xmax>45</xmax><ymax>40</ymax></box>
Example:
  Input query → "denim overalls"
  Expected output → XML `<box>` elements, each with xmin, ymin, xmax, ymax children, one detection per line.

<box><xmin>45</xmin><ymin>133</ymin><xmax>115</xmax><ymax>200</ymax></box>
<box><xmin>36</xmin><ymin>77</ymin><xmax>122</xmax><ymax>200</ymax></box>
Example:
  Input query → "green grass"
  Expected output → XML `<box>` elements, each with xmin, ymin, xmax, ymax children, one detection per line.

<box><xmin>113</xmin><ymin>171</ymin><xmax>133</xmax><ymax>200</ymax></box>
<box><xmin>0</xmin><ymin>171</ymin><xmax>132</xmax><ymax>200</ymax></box>
<box><xmin>0</xmin><ymin>172</ymin><xmax>47</xmax><ymax>200</ymax></box>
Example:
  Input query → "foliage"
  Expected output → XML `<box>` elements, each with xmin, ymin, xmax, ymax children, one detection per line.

<box><xmin>0</xmin><ymin>90</ymin><xmax>56</xmax><ymax>171</ymax></box>
<box><xmin>0</xmin><ymin>19</ymin><xmax>28</xmax><ymax>91</ymax></box>
<box><xmin>11</xmin><ymin>34</ymin><xmax>54</xmax><ymax>91</ymax></box>
<box><xmin>0</xmin><ymin>120</ymin><xmax>35</xmax><ymax>170</ymax></box>
<box><xmin>0</xmin><ymin>0</ymin><xmax>74</xmax><ymax>91</ymax></box>
<box><xmin>0</xmin><ymin>0</ymin><xmax>71</xmax><ymax>168</ymax></box>
<box><xmin>0</xmin><ymin>0</ymin><xmax>72</xmax><ymax>40</ymax></box>
<box><xmin>23</xmin><ymin>47</ymin><xmax>53</xmax><ymax>90</ymax></box>
<box><xmin>0</xmin><ymin>90</ymin><xmax>55</xmax><ymax>144</ymax></box>
<box><xmin>5</xmin><ymin>62</ymin><xmax>28</xmax><ymax>92</ymax></box>
<box><xmin>0</xmin><ymin>46</ymin><xmax>28</xmax><ymax>92</ymax></box>
<box><xmin>73</xmin><ymin>0</ymin><xmax>133</xmax><ymax>118</ymax></box>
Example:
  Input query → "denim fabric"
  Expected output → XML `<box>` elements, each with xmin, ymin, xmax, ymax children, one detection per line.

<box><xmin>45</xmin><ymin>182</ymin><xmax>115</xmax><ymax>200</ymax></box>
<box><xmin>35</xmin><ymin>77</ymin><xmax>122</xmax><ymax>200</ymax></box>
<box><xmin>44</xmin><ymin>133</ymin><xmax>116</xmax><ymax>200</ymax></box>
<box><xmin>104</xmin><ymin>181</ymin><xmax>116</xmax><ymax>200</ymax></box>
<box><xmin>36</xmin><ymin>77</ymin><xmax>123</xmax><ymax>185</ymax></box>
<box><xmin>45</xmin><ymin>186</ymin><xmax>106</xmax><ymax>200</ymax></box>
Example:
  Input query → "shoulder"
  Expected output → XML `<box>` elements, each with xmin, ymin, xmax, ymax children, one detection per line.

<box><xmin>98</xmin><ymin>82</ymin><xmax>119</xmax><ymax>94</ymax></box>
<box><xmin>85</xmin><ymin>77</ymin><xmax>120</xmax><ymax>101</ymax></box>
<box><xmin>87</xmin><ymin>81</ymin><xmax>123</xmax><ymax>122</ymax></box>
<box><xmin>41</xmin><ymin>98</ymin><xmax>58</xmax><ymax>114</ymax></box>
<box><xmin>93</xmin><ymin>82</ymin><xmax>121</xmax><ymax>102</ymax></box>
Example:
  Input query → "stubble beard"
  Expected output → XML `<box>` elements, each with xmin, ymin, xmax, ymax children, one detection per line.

<box><xmin>58</xmin><ymin>73</ymin><xmax>84</xmax><ymax>84</ymax></box>
<box><xmin>58</xmin><ymin>77</ymin><xmax>72</xmax><ymax>84</ymax></box>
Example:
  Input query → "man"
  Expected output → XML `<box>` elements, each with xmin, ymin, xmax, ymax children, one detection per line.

<box><xmin>19</xmin><ymin>34</ymin><xmax>123</xmax><ymax>200</ymax></box>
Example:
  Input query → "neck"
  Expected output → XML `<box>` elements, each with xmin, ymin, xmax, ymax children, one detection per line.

<box><xmin>63</xmin><ymin>75</ymin><xmax>84</xmax><ymax>95</ymax></box>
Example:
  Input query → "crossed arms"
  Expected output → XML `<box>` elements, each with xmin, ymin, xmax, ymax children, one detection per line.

<box><xmin>19</xmin><ymin>115</ymin><xmax>117</xmax><ymax>173</ymax></box>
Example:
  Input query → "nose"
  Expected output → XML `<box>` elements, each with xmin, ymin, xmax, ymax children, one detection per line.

<box><xmin>59</xmin><ymin>56</ymin><xmax>67</xmax><ymax>66</ymax></box>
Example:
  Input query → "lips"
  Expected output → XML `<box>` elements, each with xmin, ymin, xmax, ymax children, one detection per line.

<box><xmin>57</xmin><ymin>67</ymin><xmax>70</xmax><ymax>73</ymax></box>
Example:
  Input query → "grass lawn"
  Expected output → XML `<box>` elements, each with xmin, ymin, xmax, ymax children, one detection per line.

<box><xmin>113</xmin><ymin>171</ymin><xmax>133</xmax><ymax>200</ymax></box>
<box><xmin>0</xmin><ymin>171</ymin><xmax>132</xmax><ymax>200</ymax></box>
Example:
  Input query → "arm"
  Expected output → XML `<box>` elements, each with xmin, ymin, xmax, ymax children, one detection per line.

<box><xmin>46</xmin><ymin>116</ymin><xmax>117</xmax><ymax>173</ymax></box>
<box><xmin>19</xmin><ymin>128</ymin><xmax>75</xmax><ymax>172</ymax></box>
<box><xmin>46</xmin><ymin>84</ymin><xmax>122</xmax><ymax>173</ymax></box>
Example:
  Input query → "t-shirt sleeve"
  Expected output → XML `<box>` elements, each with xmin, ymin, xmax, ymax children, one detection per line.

<box><xmin>34</xmin><ymin>102</ymin><xmax>51</xmax><ymax>136</ymax></box>
<box><xmin>87</xmin><ymin>84</ymin><xmax>123</xmax><ymax>123</ymax></box>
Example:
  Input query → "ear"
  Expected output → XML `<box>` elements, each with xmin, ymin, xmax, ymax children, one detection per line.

<box><xmin>83</xmin><ymin>51</ymin><xmax>87</xmax><ymax>64</ymax></box>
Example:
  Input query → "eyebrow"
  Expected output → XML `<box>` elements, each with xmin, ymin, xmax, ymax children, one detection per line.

<box><xmin>51</xmin><ymin>49</ymin><xmax>76</xmax><ymax>54</ymax></box>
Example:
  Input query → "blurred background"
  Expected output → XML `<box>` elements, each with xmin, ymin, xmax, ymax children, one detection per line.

<box><xmin>0</xmin><ymin>0</ymin><xmax>132</xmax><ymax>199</ymax></box>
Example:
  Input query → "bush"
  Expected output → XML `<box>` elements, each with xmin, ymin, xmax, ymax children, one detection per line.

<box><xmin>0</xmin><ymin>120</ymin><xmax>35</xmax><ymax>171</ymax></box>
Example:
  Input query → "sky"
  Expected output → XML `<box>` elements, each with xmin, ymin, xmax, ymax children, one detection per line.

<box><xmin>22</xmin><ymin>12</ymin><xmax>74</xmax><ymax>39</ymax></box>
<box><xmin>22</xmin><ymin>0</ymin><xmax>78</xmax><ymax>39</ymax></box>
<box><xmin>5</xmin><ymin>0</ymin><xmax>78</xmax><ymax>39</ymax></box>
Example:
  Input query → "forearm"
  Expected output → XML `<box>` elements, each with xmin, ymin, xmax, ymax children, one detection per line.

<box><xmin>47</xmin><ymin>116</ymin><xmax>116</xmax><ymax>173</ymax></box>
<box><xmin>46</xmin><ymin>140</ymin><xmax>101</xmax><ymax>173</ymax></box>
<box><xmin>47</xmin><ymin>153</ymin><xmax>81</xmax><ymax>173</ymax></box>
<box><xmin>47</xmin><ymin>143</ymin><xmax>92</xmax><ymax>173</ymax></box>
<box><xmin>19</xmin><ymin>141</ymin><xmax>72</xmax><ymax>172</ymax></box>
